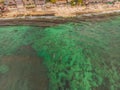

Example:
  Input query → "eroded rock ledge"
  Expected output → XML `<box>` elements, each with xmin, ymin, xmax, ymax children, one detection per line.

<box><xmin>0</xmin><ymin>11</ymin><xmax>120</xmax><ymax>27</ymax></box>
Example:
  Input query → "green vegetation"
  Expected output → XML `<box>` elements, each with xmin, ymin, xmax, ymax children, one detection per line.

<box><xmin>50</xmin><ymin>0</ymin><xmax>57</xmax><ymax>3</ymax></box>
<box><xmin>0</xmin><ymin>16</ymin><xmax>120</xmax><ymax>90</ymax></box>
<box><xmin>0</xmin><ymin>64</ymin><xmax>9</xmax><ymax>73</ymax></box>
<box><xmin>71</xmin><ymin>0</ymin><xmax>83</xmax><ymax>5</ymax></box>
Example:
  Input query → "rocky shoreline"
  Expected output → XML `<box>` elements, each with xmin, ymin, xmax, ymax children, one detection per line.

<box><xmin>0</xmin><ymin>9</ymin><xmax>120</xmax><ymax>27</ymax></box>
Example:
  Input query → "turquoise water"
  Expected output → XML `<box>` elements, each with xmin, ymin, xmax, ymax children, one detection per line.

<box><xmin>0</xmin><ymin>17</ymin><xmax>120</xmax><ymax>90</ymax></box>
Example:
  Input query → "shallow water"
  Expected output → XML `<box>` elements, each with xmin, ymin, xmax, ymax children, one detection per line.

<box><xmin>0</xmin><ymin>17</ymin><xmax>120</xmax><ymax>90</ymax></box>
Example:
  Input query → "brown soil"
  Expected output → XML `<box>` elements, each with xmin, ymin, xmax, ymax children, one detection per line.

<box><xmin>0</xmin><ymin>45</ymin><xmax>48</xmax><ymax>90</ymax></box>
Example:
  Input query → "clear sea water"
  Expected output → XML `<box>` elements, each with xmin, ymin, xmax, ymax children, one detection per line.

<box><xmin>0</xmin><ymin>17</ymin><xmax>120</xmax><ymax>90</ymax></box>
